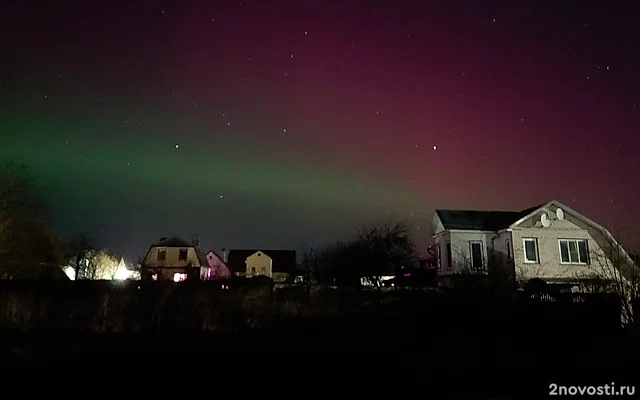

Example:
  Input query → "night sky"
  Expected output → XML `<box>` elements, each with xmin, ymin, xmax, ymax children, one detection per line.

<box><xmin>2</xmin><ymin>1</ymin><xmax>639</xmax><ymax>261</ymax></box>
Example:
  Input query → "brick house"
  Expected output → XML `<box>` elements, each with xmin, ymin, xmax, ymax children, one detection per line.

<box><xmin>431</xmin><ymin>200</ymin><xmax>636</xmax><ymax>288</ymax></box>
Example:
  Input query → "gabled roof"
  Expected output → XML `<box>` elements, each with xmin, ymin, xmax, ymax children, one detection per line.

<box><xmin>227</xmin><ymin>249</ymin><xmax>296</xmax><ymax>274</ymax></box>
<box><xmin>144</xmin><ymin>236</ymin><xmax>209</xmax><ymax>267</ymax></box>
<box><xmin>437</xmin><ymin>199</ymin><xmax>637</xmax><ymax>273</ymax></box>
<box><xmin>435</xmin><ymin>204</ymin><xmax>542</xmax><ymax>231</ymax></box>
<box><xmin>205</xmin><ymin>250</ymin><xmax>227</xmax><ymax>265</ymax></box>
<box><xmin>152</xmin><ymin>237</ymin><xmax>192</xmax><ymax>247</ymax></box>
<box><xmin>511</xmin><ymin>200</ymin><xmax>637</xmax><ymax>269</ymax></box>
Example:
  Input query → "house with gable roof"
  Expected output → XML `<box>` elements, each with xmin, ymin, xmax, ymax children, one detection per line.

<box><xmin>205</xmin><ymin>249</ymin><xmax>231</xmax><ymax>280</ymax></box>
<box><xmin>140</xmin><ymin>237</ymin><xmax>210</xmax><ymax>281</ymax></box>
<box><xmin>226</xmin><ymin>249</ymin><xmax>297</xmax><ymax>283</ymax></box>
<box><xmin>432</xmin><ymin>200</ymin><xmax>636</xmax><ymax>288</ymax></box>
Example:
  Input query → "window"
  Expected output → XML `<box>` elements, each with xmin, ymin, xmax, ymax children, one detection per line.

<box><xmin>559</xmin><ymin>239</ymin><xmax>590</xmax><ymax>264</ymax></box>
<box><xmin>523</xmin><ymin>238</ymin><xmax>539</xmax><ymax>263</ymax></box>
<box><xmin>261</xmin><ymin>267</ymin><xmax>266</xmax><ymax>275</ymax></box>
<box><xmin>173</xmin><ymin>273</ymin><xmax>187</xmax><ymax>282</ymax></box>
<box><xmin>437</xmin><ymin>245</ymin><xmax>442</xmax><ymax>270</ymax></box>
<box><xmin>469</xmin><ymin>241</ymin><xmax>484</xmax><ymax>271</ymax></box>
<box><xmin>251</xmin><ymin>267</ymin><xmax>256</xmax><ymax>275</ymax></box>
<box><xmin>178</xmin><ymin>249</ymin><xmax>188</xmax><ymax>261</ymax></box>
<box><xmin>446</xmin><ymin>242</ymin><xmax>452</xmax><ymax>270</ymax></box>
<box><xmin>505</xmin><ymin>239</ymin><xmax>512</xmax><ymax>260</ymax></box>
<box><xmin>157</xmin><ymin>249</ymin><xmax>166</xmax><ymax>262</ymax></box>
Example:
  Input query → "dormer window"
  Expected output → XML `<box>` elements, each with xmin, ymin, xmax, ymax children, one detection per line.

<box><xmin>178</xmin><ymin>249</ymin><xmax>188</xmax><ymax>261</ymax></box>
<box><xmin>157</xmin><ymin>249</ymin><xmax>166</xmax><ymax>262</ymax></box>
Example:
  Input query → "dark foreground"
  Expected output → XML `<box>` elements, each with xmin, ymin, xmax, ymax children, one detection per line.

<box><xmin>3</xmin><ymin>321</ymin><xmax>638</xmax><ymax>398</ymax></box>
<box><xmin>3</xmin><ymin>321</ymin><xmax>639</xmax><ymax>363</ymax></box>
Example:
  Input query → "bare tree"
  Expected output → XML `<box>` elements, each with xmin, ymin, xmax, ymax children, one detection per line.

<box><xmin>82</xmin><ymin>249</ymin><xmax>121</xmax><ymax>280</ymax></box>
<box><xmin>312</xmin><ymin>219</ymin><xmax>417</xmax><ymax>286</ymax></box>
<box><xmin>69</xmin><ymin>233</ymin><xmax>93</xmax><ymax>280</ymax></box>
<box><xmin>581</xmin><ymin>232</ymin><xmax>639</xmax><ymax>326</ymax></box>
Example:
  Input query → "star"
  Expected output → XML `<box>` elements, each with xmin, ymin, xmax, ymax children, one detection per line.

<box><xmin>175</xmin><ymin>144</ymin><xmax>179</xmax><ymax>149</ymax></box>
<box><xmin>219</xmin><ymin>195</ymin><xmax>223</xmax><ymax>199</ymax></box>
<box><xmin>283</xmin><ymin>128</ymin><xmax>287</xmax><ymax>133</ymax></box>
<box><xmin>433</xmin><ymin>145</ymin><xmax>437</xmax><ymax>150</ymax></box>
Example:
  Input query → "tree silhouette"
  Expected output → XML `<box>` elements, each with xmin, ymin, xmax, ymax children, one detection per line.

<box><xmin>310</xmin><ymin>220</ymin><xmax>417</xmax><ymax>286</ymax></box>
<box><xmin>69</xmin><ymin>233</ymin><xmax>94</xmax><ymax>280</ymax></box>
<box><xmin>0</xmin><ymin>163</ymin><xmax>66</xmax><ymax>278</ymax></box>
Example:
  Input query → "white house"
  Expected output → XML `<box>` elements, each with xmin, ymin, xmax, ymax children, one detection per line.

<box><xmin>141</xmin><ymin>237</ymin><xmax>210</xmax><ymax>281</ymax></box>
<box><xmin>226</xmin><ymin>249</ymin><xmax>297</xmax><ymax>283</ymax></box>
<box><xmin>432</xmin><ymin>200</ymin><xmax>636</xmax><ymax>287</ymax></box>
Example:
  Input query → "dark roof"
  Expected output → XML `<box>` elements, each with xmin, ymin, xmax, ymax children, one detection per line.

<box><xmin>227</xmin><ymin>249</ymin><xmax>296</xmax><ymax>274</ymax></box>
<box><xmin>435</xmin><ymin>204</ymin><xmax>543</xmax><ymax>231</ymax></box>
<box><xmin>152</xmin><ymin>237</ymin><xmax>192</xmax><ymax>247</ymax></box>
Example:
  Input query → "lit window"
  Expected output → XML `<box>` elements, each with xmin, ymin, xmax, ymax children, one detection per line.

<box><xmin>559</xmin><ymin>239</ymin><xmax>590</xmax><ymax>264</ymax></box>
<box><xmin>173</xmin><ymin>273</ymin><xmax>187</xmax><ymax>282</ymax></box>
<box><xmin>523</xmin><ymin>238</ymin><xmax>539</xmax><ymax>263</ymax></box>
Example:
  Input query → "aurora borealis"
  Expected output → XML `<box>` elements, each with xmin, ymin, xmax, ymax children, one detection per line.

<box><xmin>2</xmin><ymin>1</ymin><xmax>639</xmax><ymax>260</ymax></box>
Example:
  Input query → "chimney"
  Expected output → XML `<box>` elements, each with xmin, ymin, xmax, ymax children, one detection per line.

<box><xmin>192</xmin><ymin>234</ymin><xmax>200</xmax><ymax>249</ymax></box>
<box><xmin>222</xmin><ymin>248</ymin><xmax>227</xmax><ymax>262</ymax></box>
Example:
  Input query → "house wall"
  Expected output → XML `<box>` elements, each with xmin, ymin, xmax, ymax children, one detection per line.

<box><xmin>245</xmin><ymin>251</ymin><xmax>272</xmax><ymax>277</ymax></box>
<box><xmin>143</xmin><ymin>247</ymin><xmax>204</xmax><ymax>267</ymax></box>
<box><xmin>491</xmin><ymin>231</ymin><xmax>515</xmax><ymax>276</ymax></box>
<box><xmin>207</xmin><ymin>252</ymin><xmax>231</xmax><ymax>280</ymax></box>
<box><xmin>433</xmin><ymin>231</ymin><xmax>451</xmax><ymax>275</ymax></box>
<box><xmin>206</xmin><ymin>253</ymin><xmax>225</xmax><ymax>269</ymax></box>
<box><xmin>448</xmin><ymin>230</ymin><xmax>496</xmax><ymax>274</ymax></box>
<box><xmin>511</xmin><ymin>210</ymin><xmax>609</xmax><ymax>282</ymax></box>
<box><xmin>146</xmin><ymin>267</ymin><xmax>192</xmax><ymax>281</ymax></box>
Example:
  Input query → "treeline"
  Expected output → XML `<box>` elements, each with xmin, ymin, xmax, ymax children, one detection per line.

<box><xmin>0</xmin><ymin>163</ymin><xmax>123</xmax><ymax>279</ymax></box>
<box><xmin>301</xmin><ymin>221</ymin><xmax>418</xmax><ymax>286</ymax></box>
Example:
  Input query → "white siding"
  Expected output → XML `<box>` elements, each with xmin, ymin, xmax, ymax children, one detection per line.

<box><xmin>511</xmin><ymin>211</ymin><xmax>608</xmax><ymax>282</ymax></box>
<box><xmin>143</xmin><ymin>246</ymin><xmax>205</xmax><ymax>267</ymax></box>
<box><xmin>433</xmin><ymin>231</ymin><xmax>451</xmax><ymax>275</ymax></box>
<box><xmin>448</xmin><ymin>230</ymin><xmax>495</xmax><ymax>274</ymax></box>
<box><xmin>493</xmin><ymin>231</ymin><xmax>511</xmax><ymax>264</ymax></box>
